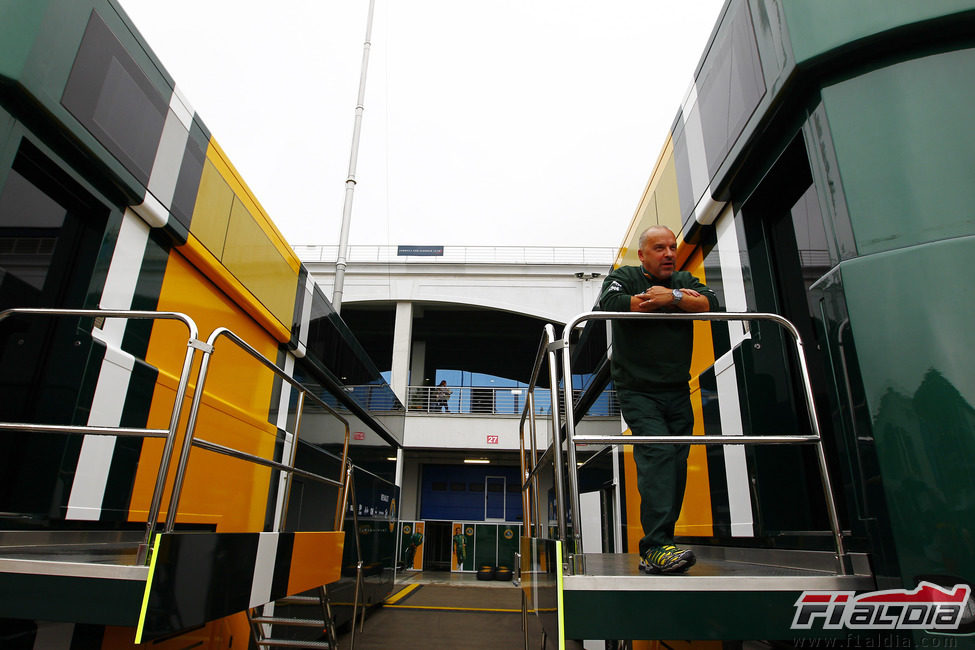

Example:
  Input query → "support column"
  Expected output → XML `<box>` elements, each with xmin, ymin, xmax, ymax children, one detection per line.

<box><xmin>390</xmin><ymin>302</ymin><xmax>413</xmax><ymax>405</ymax></box>
<box><xmin>390</xmin><ymin>302</ymin><xmax>414</xmax><ymax>493</ymax></box>
<box><xmin>395</xmin><ymin>448</ymin><xmax>404</xmax><ymax>490</ymax></box>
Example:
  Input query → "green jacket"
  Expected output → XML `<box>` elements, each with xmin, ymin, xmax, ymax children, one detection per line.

<box><xmin>596</xmin><ymin>266</ymin><xmax>718</xmax><ymax>391</ymax></box>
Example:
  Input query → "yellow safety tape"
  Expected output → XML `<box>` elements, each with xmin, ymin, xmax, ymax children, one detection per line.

<box><xmin>134</xmin><ymin>533</ymin><xmax>161</xmax><ymax>644</ymax></box>
<box><xmin>557</xmin><ymin>542</ymin><xmax>565</xmax><ymax>649</ymax></box>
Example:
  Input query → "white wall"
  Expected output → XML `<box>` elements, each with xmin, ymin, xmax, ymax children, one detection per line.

<box><xmin>305</xmin><ymin>254</ymin><xmax>611</xmax><ymax>325</ymax></box>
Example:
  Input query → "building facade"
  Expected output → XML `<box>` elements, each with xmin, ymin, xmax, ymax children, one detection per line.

<box><xmin>301</xmin><ymin>244</ymin><xmax>620</xmax><ymax>571</ymax></box>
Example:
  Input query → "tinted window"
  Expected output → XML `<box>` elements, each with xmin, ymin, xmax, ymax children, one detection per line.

<box><xmin>671</xmin><ymin>110</ymin><xmax>697</xmax><ymax>222</ymax></box>
<box><xmin>696</xmin><ymin>0</ymin><xmax>765</xmax><ymax>177</ymax></box>
<box><xmin>304</xmin><ymin>284</ymin><xmax>402</xmax><ymax>415</ymax></box>
<box><xmin>791</xmin><ymin>184</ymin><xmax>833</xmax><ymax>291</ymax></box>
<box><xmin>0</xmin><ymin>143</ymin><xmax>107</xmax><ymax>310</ymax></box>
<box><xmin>62</xmin><ymin>11</ymin><xmax>168</xmax><ymax>184</ymax></box>
<box><xmin>0</xmin><ymin>169</ymin><xmax>67</xmax><ymax>302</ymax></box>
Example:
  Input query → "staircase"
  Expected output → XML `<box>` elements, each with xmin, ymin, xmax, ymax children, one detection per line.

<box><xmin>248</xmin><ymin>585</ymin><xmax>339</xmax><ymax>649</ymax></box>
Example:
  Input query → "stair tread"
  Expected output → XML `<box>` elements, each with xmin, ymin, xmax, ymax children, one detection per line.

<box><xmin>251</xmin><ymin>615</ymin><xmax>326</xmax><ymax>626</ymax></box>
<box><xmin>276</xmin><ymin>595</ymin><xmax>321</xmax><ymax>605</ymax></box>
<box><xmin>256</xmin><ymin>639</ymin><xmax>331</xmax><ymax>648</ymax></box>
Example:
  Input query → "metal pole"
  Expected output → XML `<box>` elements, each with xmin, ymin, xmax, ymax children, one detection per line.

<box><xmin>346</xmin><ymin>462</ymin><xmax>366</xmax><ymax>647</ymax></box>
<box><xmin>519</xmin><ymin>397</ymin><xmax>531</xmax><ymax>536</ymax></box>
<box><xmin>142</xmin><ymin>337</ymin><xmax>202</xmax><ymax>559</ymax></box>
<box><xmin>560</xmin><ymin>338</ymin><xmax>583</xmax><ymax>560</ymax></box>
<box><xmin>333</xmin><ymin>0</ymin><xmax>376</xmax><ymax>314</ymax></box>
<box><xmin>546</xmin><ymin>340</ymin><xmax>567</xmax><ymax>544</ymax></box>
<box><xmin>782</xmin><ymin>321</ymin><xmax>849</xmax><ymax>575</ymax></box>
<box><xmin>164</xmin><ymin>345</ymin><xmax>215</xmax><ymax>533</ymax></box>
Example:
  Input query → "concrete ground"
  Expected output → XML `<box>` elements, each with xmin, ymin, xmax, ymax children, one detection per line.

<box><xmin>334</xmin><ymin>570</ymin><xmax>576</xmax><ymax>649</ymax></box>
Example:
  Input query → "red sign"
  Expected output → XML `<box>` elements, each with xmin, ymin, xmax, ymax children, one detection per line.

<box><xmin>353</xmin><ymin>432</ymin><xmax>365</xmax><ymax>440</ymax></box>
<box><xmin>486</xmin><ymin>435</ymin><xmax>499</xmax><ymax>445</ymax></box>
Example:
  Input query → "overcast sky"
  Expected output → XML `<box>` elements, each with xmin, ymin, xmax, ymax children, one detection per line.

<box><xmin>118</xmin><ymin>0</ymin><xmax>726</xmax><ymax>249</ymax></box>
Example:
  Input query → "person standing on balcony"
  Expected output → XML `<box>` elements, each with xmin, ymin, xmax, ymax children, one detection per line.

<box><xmin>596</xmin><ymin>225</ymin><xmax>718</xmax><ymax>574</ymax></box>
<box><xmin>434</xmin><ymin>380</ymin><xmax>452</xmax><ymax>413</ymax></box>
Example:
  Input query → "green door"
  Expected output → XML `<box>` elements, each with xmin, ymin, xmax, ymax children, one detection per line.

<box><xmin>496</xmin><ymin>524</ymin><xmax>520</xmax><ymax>570</ymax></box>
<box><xmin>474</xmin><ymin>524</ymin><xmax>497</xmax><ymax>569</ymax></box>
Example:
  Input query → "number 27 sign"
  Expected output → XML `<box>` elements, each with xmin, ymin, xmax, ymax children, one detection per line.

<box><xmin>486</xmin><ymin>435</ymin><xmax>499</xmax><ymax>445</ymax></box>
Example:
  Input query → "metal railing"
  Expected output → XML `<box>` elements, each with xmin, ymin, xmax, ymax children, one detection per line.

<box><xmin>408</xmin><ymin>384</ymin><xmax>619</xmax><ymax>417</ymax></box>
<box><xmin>520</xmin><ymin>311</ymin><xmax>848</xmax><ymax>575</ymax></box>
<box><xmin>519</xmin><ymin>325</ymin><xmax>561</xmax><ymax>542</ymax></box>
<box><xmin>0</xmin><ymin>309</ymin><xmax>352</xmax><ymax>565</ymax></box>
<box><xmin>294</xmin><ymin>244</ymin><xmax>617</xmax><ymax>266</ymax></box>
<box><xmin>0</xmin><ymin>308</ymin><xmax>201</xmax><ymax>558</ymax></box>
<box><xmin>164</xmin><ymin>326</ymin><xmax>351</xmax><ymax>538</ymax></box>
<box><xmin>330</xmin><ymin>383</ymin><xmax>402</xmax><ymax>412</ymax></box>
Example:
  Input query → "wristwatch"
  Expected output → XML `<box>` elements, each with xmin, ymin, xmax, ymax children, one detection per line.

<box><xmin>672</xmin><ymin>288</ymin><xmax>684</xmax><ymax>304</ymax></box>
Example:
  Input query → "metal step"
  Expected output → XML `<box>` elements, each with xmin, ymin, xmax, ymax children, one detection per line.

<box><xmin>565</xmin><ymin>546</ymin><xmax>873</xmax><ymax>592</ymax></box>
<box><xmin>0</xmin><ymin>530</ymin><xmax>146</xmax><ymax>579</ymax></box>
<box><xmin>275</xmin><ymin>595</ymin><xmax>320</xmax><ymax>605</ymax></box>
<box><xmin>250</xmin><ymin>615</ymin><xmax>326</xmax><ymax>627</ymax></box>
<box><xmin>554</xmin><ymin>547</ymin><xmax>876</xmax><ymax>640</ymax></box>
<box><xmin>254</xmin><ymin>639</ymin><xmax>331</xmax><ymax>649</ymax></box>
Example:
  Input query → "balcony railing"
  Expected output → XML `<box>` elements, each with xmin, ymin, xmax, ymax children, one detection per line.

<box><xmin>294</xmin><ymin>244</ymin><xmax>616</xmax><ymax>266</ymax></box>
<box><xmin>407</xmin><ymin>385</ymin><xmax>619</xmax><ymax>418</ymax></box>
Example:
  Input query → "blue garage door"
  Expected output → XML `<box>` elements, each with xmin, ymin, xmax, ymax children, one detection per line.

<box><xmin>420</xmin><ymin>464</ymin><xmax>522</xmax><ymax>522</ymax></box>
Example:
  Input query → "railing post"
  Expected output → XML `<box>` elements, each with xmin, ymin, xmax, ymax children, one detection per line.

<box><xmin>546</xmin><ymin>336</ymin><xmax>568</xmax><ymax>545</ymax></box>
<box><xmin>141</xmin><ymin>333</ymin><xmax>206</xmax><ymax>562</ymax></box>
<box><xmin>519</xmin><ymin>396</ymin><xmax>532</xmax><ymax>537</ymax></box>
<box><xmin>528</xmin><ymin>392</ymin><xmax>542</xmax><ymax>539</ymax></box>
<box><xmin>559</xmin><ymin>336</ymin><xmax>584</xmax><ymax>563</ymax></box>
<box><xmin>778</xmin><ymin>318</ymin><xmax>848</xmax><ymax>575</ymax></box>
<box><xmin>164</xmin><ymin>335</ymin><xmax>216</xmax><ymax>533</ymax></box>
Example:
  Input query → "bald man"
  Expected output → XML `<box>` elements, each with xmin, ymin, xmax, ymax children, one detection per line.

<box><xmin>597</xmin><ymin>225</ymin><xmax>718</xmax><ymax>574</ymax></box>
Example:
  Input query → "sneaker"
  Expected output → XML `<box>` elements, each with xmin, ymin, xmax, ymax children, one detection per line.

<box><xmin>639</xmin><ymin>545</ymin><xmax>696</xmax><ymax>574</ymax></box>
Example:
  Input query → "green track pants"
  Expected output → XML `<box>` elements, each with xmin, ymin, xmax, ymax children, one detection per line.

<box><xmin>617</xmin><ymin>386</ymin><xmax>693</xmax><ymax>556</ymax></box>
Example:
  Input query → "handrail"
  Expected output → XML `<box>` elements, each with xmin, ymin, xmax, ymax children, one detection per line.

<box><xmin>520</xmin><ymin>324</ymin><xmax>571</xmax><ymax>543</ymax></box>
<box><xmin>410</xmin><ymin>383</ymin><xmax>618</xmax><ymax>417</ymax></box>
<box><xmin>519</xmin><ymin>324</ymin><xmax>557</xmax><ymax>539</ymax></box>
<box><xmin>164</xmin><ymin>326</ymin><xmax>352</xmax><ymax>537</ymax></box>
<box><xmin>522</xmin><ymin>310</ymin><xmax>848</xmax><ymax>575</ymax></box>
<box><xmin>0</xmin><ymin>308</ymin><xmax>201</xmax><ymax>559</ymax></box>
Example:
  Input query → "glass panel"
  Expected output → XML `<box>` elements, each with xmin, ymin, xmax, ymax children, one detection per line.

<box><xmin>790</xmin><ymin>184</ymin><xmax>833</xmax><ymax>299</ymax></box>
<box><xmin>61</xmin><ymin>12</ymin><xmax>167</xmax><ymax>184</ymax></box>
<box><xmin>696</xmin><ymin>0</ymin><xmax>766</xmax><ymax>177</ymax></box>
<box><xmin>671</xmin><ymin>110</ymin><xmax>697</xmax><ymax>222</ymax></box>
<box><xmin>0</xmin><ymin>169</ymin><xmax>67</xmax><ymax>304</ymax></box>
<box><xmin>302</xmin><ymin>284</ymin><xmax>403</xmax><ymax>421</ymax></box>
<box><xmin>91</xmin><ymin>57</ymin><xmax>165</xmax><ymax>171</ymax></box>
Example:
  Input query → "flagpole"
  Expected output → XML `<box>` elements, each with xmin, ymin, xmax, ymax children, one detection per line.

<box><xmin>333</xmin><ymin>0</ymin><xmax>376</xmax><ymax>314</ymax></box>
